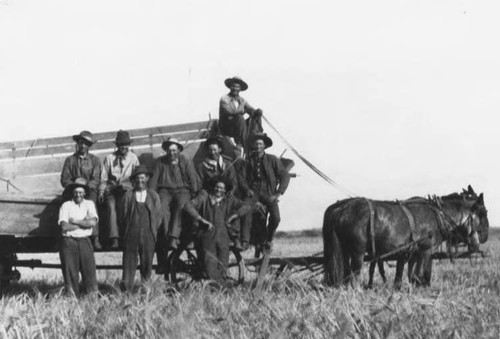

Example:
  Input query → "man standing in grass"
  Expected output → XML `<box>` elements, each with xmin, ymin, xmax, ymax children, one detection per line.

<box><xmin>61</xmin><ymin>130</ymin><xmax>102</xmax><ymax>249</ymax></box>
<box><xmin>184</xmin><ymin>176</ymin><xmax>250</xmax><ymax>284</ymax></box>
<box><xmin>58</xmin><ymin>178</ymin><xmax>98</xmax><ymax>296</ymax></box>
<box><xmin>99</xmin><ymin>130</ymin><xmax>140</xmax><ymax>249</ymax></box>
<box><xmin>121</xmin><ymin>165</ymin><xmax>162</xmax><ymax>291</ymax></box>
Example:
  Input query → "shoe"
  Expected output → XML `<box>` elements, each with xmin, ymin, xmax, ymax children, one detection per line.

<box><xmin>264</xmin><ymin>241</ymin><xmax>273</xmax><ymax>251</ymax></box>
<box><xmin>233</xmin><ymin>239</ymin><xmax>243</xmax><ymax>251</ymax></box>
<box><xmin>241</xmin><ymin>241</ymin><xmax>250</xmax><ymax>252</ymax></box>
<box><xmin>167</xmin><ymin>237</ymin><xmax>179</xmax><ymax>250</ymax></box>
<box><xmin>109</xmin><ymin>238</ymin><xmax>119</xmax><ymax>250</ymax></box>
<box><xmin>93</xmin><ymin>237</ymin><xmax>102</xmax><ymax>250</ymax></box>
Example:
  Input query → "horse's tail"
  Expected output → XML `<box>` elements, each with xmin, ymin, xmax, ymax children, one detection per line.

<box><xmin>323</xmin><ymin>204</ymin><xmax>344</xmax><ymax>286</ymax></box>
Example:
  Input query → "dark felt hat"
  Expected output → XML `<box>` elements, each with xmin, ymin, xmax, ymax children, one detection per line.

<box><xmin>115</xmin><ymin>130</ymin><xmax>132</xmax><ymax>144</ymax></box>
<box><xmin>249</xmin><ymin>133</ymin><xmax>273</xmax><ymax>148</ymax></box>
<box><xmin>130</xmin><ymin>165</ymin><xmax>152</xmax><ymax>179</ymax></box>
<box><xmin>208</xmin><ymin>175</ymin><xmax>233</xmax><ymax>193</ymax></box>
<box><xmin>205</xmin><ymin>136</ymin><xmax>224</xmax><ymax>150</ymax></box>
<box><xmin>161</xmin><ymin>137</ymin><xmax>184</xmax><ymax>152</ymax></box>
<box><xmin>72</xmin><ymin>131</ymin><xmax>96</xmax><ymax>145</ymax></box>
<box><xmin>224</xmin><ymin>76</ymin><xmax>248</xmax><ymax>91</ymax></box>
<box><xmin>65</xmin><ymin>177</ymin><xmax>90</xmax><ymax>196</ymax></box>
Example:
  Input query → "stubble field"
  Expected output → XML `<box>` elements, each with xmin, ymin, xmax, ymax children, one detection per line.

<box><xmin>1</xmin><ymin>229</ymin><xmax>500</xmax><ymax>338</ymax></box>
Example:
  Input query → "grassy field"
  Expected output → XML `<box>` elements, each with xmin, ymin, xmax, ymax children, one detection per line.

<box><xmin>1</xmin><ymin>229</ymin><xmax>500</xmax><ymax>338</ymax></box>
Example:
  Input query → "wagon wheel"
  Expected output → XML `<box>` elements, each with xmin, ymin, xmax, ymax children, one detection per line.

<box><xmin>226</xmin><ymin>248</ymin><xmax>245</xmax><ymax>284</ymax></box>
<box><xmin>166</xmin><ymin>248</ymin><xmax>202</xmax><ymax>285</ymax></box>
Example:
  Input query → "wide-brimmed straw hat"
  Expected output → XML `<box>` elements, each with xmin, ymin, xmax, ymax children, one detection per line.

<box><xmin>65</xmin><ymin>177</ymin><xmax>90</xmax><ymax>196</ymax></box>
<box><xmin>161</xmin><ymin>137</ymin><xmax>184</xmax><ymax>152</ymax></box>
<box><xmin>204</xmin><ymin>136</ymin><xmax>224</xmax><ymax>151</ymax></box>
<box><xmin>72</xmin><ymin>131</ymin><xmax>96</xmax><ymax>145</ymax></box>
<box><xmin>130</xmin><ymin>165</ymin><xmax>152</xmax><ymax>179</ymax></box>
<box><xmin>115</xmin><ymin>130</ymin><xmax>132</xmax><ymax>145</ymax></box>
<box><xmin>249</xmin><ymin>133</ymin><xmax>273</xmax><ymax>148</ymax></box>
<box><xmin>224</xmin><ymin>76</ymin><xmax>248</xmax><ymax>91</ymax></box>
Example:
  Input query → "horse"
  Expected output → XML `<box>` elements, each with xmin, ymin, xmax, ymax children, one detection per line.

<box><xmin>323</xmin><ymin>186</ymin><xmax>488</xmax><ymax>288</ymax></box>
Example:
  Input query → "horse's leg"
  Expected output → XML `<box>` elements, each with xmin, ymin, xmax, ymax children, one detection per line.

<box><xmin>393</xmin><ymin>259</ymin><xmax>405</xmax><ymax>290</ymax></box>
<box><xmin>342</xmin><ymin>248</ymin><xmax>351</xmax><ymax>285</ymax></box>
<box><xmin>368</xmin><ymin>261</ymin><xmax>376</xmax><ymax>288</ymax></box>
<box><xmin>350</xmin><ymin>251</ymin><xmax>365</xmax><ymax>287</ymax></box>
<box><xmin>378</xmin><ymin>260</ymin><xmax>387</xmax><ymax>284</ymax></box>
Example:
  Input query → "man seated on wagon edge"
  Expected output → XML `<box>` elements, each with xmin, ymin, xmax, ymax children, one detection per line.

<box><xmin>219</xmin><ymin>76</ymin><xmax>263</xmax><ymax>152</ymax></box>
<box><xmin>58</xmin><ymin>178</ymin><xmax>98</xmax><ymax>296</ymax></box>
<box><xmin>196</xmin><ymin>136</ymin><xmax>238</xmax><ymax>196</ymax></box>
<box><xmin>184</xmin><ymin>176</ymin><xmax>251</xmax><ymax>284</ymax></box>
<box><xmin>121</xmin><ymin>165</ymin><xmax>162</xmax><ymax>292</ymax></box>
<box><xmin>99</xmin><ymin>130</ymin><xmax>140</xmax><ymax>249</ymax></box>
<box><xmin>239</xmin><ymin>133</ymin><xmax>290</xmax><ymax>250</ymax></box>
<box><xmin>60</xmin><ymin>130</ymin><xmax>102</xmax><ymax>249</ymax></box>
<box><xmin>149</xmin><ymin>137</ymin><xmax>198</xmax><ymax>251</ymax></box>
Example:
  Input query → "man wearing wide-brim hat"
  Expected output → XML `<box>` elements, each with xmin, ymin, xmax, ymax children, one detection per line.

<box><xmin>219</xmin><ymin>76</ymin><xmax>264</xmax><ymax>149</ymax></box>
<box><xmin>98</xmin><ymin>130</ymin><xmax>140</xmax><ymax>249</ymax></box>
<box><xmin>58</xmin><ymin>178</ymin><xmax>99</xmax><ymax>296</ymax></box>
<box><xmin>239</xmin><ymin>133</ymin><xmax>290</xmax><ymax>250</ymax></box>
<box><xmin>61</xmin><ymin>130</ymin><xmax>102</xmax><ymax>249</ymax></box>
<box><xmin>149</xmin><ymin>137</ymin><xmax>198</xmax><ymax>253</ymax></box>
<box><xmin>121</xmin><ymin>165</ymin><xmax>162</xmax><ymax>291</ymax></box>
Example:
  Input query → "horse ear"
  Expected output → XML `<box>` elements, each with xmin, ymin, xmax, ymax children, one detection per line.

<box><xmin>468</xmin><ymin>185</ymin><xmax>475</xmax><ymax>194</ymax></box>
<box><xmin>478</xmin><ymin>193</ymin><xmax>484</xmax><ymax>204</ymax></box>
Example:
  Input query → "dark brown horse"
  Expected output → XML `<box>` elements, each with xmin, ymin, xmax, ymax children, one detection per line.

<box><xmin>323</xmin><ymin>186</ymin><xmax>488</xmax><ymax>288</ymax></box>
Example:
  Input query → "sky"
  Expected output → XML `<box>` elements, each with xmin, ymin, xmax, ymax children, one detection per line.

<box><xmin>1</xmin><ymin>0</ymin><xmax>499</xmax><ymax>230</ymax></box>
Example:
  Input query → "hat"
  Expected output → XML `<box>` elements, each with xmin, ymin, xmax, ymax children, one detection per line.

<box><xmin>249</xmin><ymin>133</ymin><xmax>273</xmax><ymax>148</ymax></box>
<box><xmin>205</xmin><ymin>136</ymin><xmax>224</xmax><ymax>150</ymax></box>
<box><xmin>208</xmin><ymin>176</ymin><xmax>233</xmax><ymax>193</ymax></box>
<box><xmin>115</xmin><ymin>130</ymin><xmax>132</xmax><ymax>145</ymax></box>
<box><xmin>224</xmin><ymin>76</ymin><xmax>248</xmax><ymax>91</ymax></box>
<box><xmin>72</xmin><ymin>131</ymin><xmax>96</xmax><ymax>145</ymax></box>
<box><xmin>161</xmin><ymin>137</ymin><xmax>184</xmax><ymax>152</ymax></box>
<box><xmin>130</xmin><ymin>165</ymin><xmax>152</xmax><ymax>179</ymax></box>
<box><xmin>65</xmin><ymin>178</ymin><xmax>90</xmax><ymax>196</ymax></box>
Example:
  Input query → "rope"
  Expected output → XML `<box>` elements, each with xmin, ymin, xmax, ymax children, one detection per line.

<box><xmin>261</xmin><ymin>115</ymin><xmax>356</xmax><ymax>197</ymax></box>
<box><xmin>0</xmin><ymin>177</ymin><xmax>23</xmax><ymax>193</ymax></box>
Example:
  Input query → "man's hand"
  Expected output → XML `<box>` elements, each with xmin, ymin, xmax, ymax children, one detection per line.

<box><xmin>198</xmin><ymin>217</ymin><xmax>214</xmax><ymax>233</ymax></box>
<box><xmin>246</xmin><ymin>190</ymin><xmax>255</xmax><ymax>198</ymax></box>
<box><xmin>269</xmin><ymin>193</ymin><xmax>281</xmax><ymax>203</ymax></box>
<box><xmin>98</xmin><ymin>191</ymin><xmax>105</xmax><ymax>204</ymax></box>
<box><xmin>225</xmin><ymin>214</ymin><xmax>238</xmax><ymax>228</ymax></box>
<box><xmin>255</xmin><ymin>202</ymin><xmax>267</xmax><ymax>216</ymax></box>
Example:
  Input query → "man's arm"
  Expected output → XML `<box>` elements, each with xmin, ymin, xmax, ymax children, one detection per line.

<box><xmin>87</xmin><ymin>156</ymin><xmax>101</xmax><ymax>191</ymax></box>
<box><xmin>60</xmin><ymin>221</ymin><xmax>79</xmax><ymax>232</ymax></box>
<box><xmin>185</xmin><ymin>157</ymin><xmax>199</xmax><ymax>195</ymax></box>
<box><xmin>274</xmin><ymin>156</ymin><xmax>290</xmax><ymax>195</ymax></box>
<box><xmin>60</xmin><ymin>157</ymin><xmax>73</xmax><ymax>188</ymax></box>
<box><xmin>148</xmin><ymin>159</ymin><xmax>161</xmax><ymax>191</ymax></box>
<box><xmin>68</xmin><ymin>217</ymin><xmax>97</xmax><ymax>229</ymax></box>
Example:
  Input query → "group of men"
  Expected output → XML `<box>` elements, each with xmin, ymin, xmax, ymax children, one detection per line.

<box><xmin>58</xmin><ymin>76</ymin><xmax>290</xmax><ymax>295</ymax></box>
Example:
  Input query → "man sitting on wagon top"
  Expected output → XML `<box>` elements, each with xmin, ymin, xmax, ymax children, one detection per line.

<box><xmin>196</xmin><ymin>136</ymin><xmax>238</xmax><ymax>196</ymax></box>
<box><xmin>99</xmin><ymin>130</ymin><xmax>140</xmax><ymax>249</ymax></box>
<box><xmin>60</xmin><ymin>130</ymin><xmax>102</xmax><ymax>249</ymax></box>
<box><xmin>219</xmin><ymin>76</ymin><xmax>263</xmax><ymax>152</ymax></box>
<box><xmin>184</xmin><ymin>176</ymin><xmax>250</xmax><ymax>284</ymax></box>
<box><xmin>149</xmin><ymin>137</ymin><xmax>198</xmax><ymax>251</ymax></box>
<box><xmin>58</xmin><ymin>178</ymin><xmax>98</xmax><ymax>296</ymax></box>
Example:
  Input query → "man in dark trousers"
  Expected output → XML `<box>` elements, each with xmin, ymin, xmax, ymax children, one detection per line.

<box><xmin>239</xmin><ymin>133</ymin><xmax>290</xmax><ymax>250</ymax></box>
<box><xmin>99</xmin><ymin>130</ymin><xmax>140</xmax><ymax>249</ymax></box>
<box><xmin>149</xmin><ymin>137</ymin><xmax>198</xmax><ymax>251</ymax></box>
<box><xmin>58</xmin><ymin>178</ymin><xmax>98</xmax><ymax>296</ymax></box>
<box><xmin>219</xmin><ymin>76</ymin><xmax>263</xmax><ymax>151</ymax></box>
<box><xmin>121</xmin><ymin>165</ymin><xmax>162</xmax><ymax>291</ymax></box>
<box><xmin>184</xmin><ymin>176</ymin><xmax>250</xmax><ymax>284</ymax></box>
<box><xmin>61</xmin><ymin>130</ymin><xmax>102</xmax><ymax>249</ymax></box>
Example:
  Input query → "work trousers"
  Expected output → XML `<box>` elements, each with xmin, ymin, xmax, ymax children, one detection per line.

<box><xmin>59</xmin><ymin>237</ymin><xmax>97</xmax><ymax>296</ymax></box>
<box><xmin>241</xmin><ymin>191</ymin><xmax>281</xmax><ymax>245</ymax></box>
<box><xmin>157</xmin><ymin>188</ymin><xmax>191</xmax><ymax>239</ymax></box>
<box><xmin>198</xmin><ymin>226</ymin><xmax>230</xmax><ymax>283</ymax></box>
<box><xmin>122</xmin><ymin>202</ymin><xmax>155</xmax><ymax>291</ymax></box>
<box><xmin>104</xmin><ymin>189</ymin><xmax>128</xmax><ymax>239</ymax></box>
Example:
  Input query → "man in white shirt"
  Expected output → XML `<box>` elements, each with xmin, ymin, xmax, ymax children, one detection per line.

<box><xmin>99</xmin><ymin>130</ymin><xmax>140</xmax><ymax>249</ymax></box>
<box><xmin>59</xmin><ymin>178</ymin><xmax>99</xmax><ymax>296</ymax></box>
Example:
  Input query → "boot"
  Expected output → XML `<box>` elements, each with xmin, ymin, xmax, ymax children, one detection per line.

<box><xmin>109</xmin><ymin>238</ymin><xmax>119</xmax><ymax>250</ymax></box>
<box><xmin>241</xmin><ymin>241</ymin><xmax>250</xmax><ymax>252</ymax></box>
<box><xmin>93</xmin><ymin>237</ymin><xmax>102</xmax><ymax>250</ymax></box>
<box><xmin>167</xmin><ymin>237</ymin><xmax>179</xmax><ymax>250</ymax></box>
<box><xmin>233</xmin><ymin>238</ymin><xmax>243</xmax><ymax>251</ymax></box>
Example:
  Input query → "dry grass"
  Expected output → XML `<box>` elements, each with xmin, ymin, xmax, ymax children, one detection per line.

<box><xmin>2</xmin><ymin>232</ymin><xmax>500</xmax><ymax>338</ymax></box>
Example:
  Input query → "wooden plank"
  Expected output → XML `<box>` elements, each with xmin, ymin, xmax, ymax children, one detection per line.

<box><xmin>253</xmin><ymin>247</ymin><xmax>272</xmax><ymax>294</ymax></box>
<box><xmin>0</xmin><ymin>120</ymin><xmax>213</xmax><ymax>151</ymax></box>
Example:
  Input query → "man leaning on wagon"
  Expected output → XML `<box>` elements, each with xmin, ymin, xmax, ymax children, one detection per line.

<box><xmin>98</xmin><ymin>130</ymin><xmax>140</xmax><ymax>249</ymax></box>
<box><xmin>240</xmin><ymin>133</ymin><xmax>290</xmax><ymax>250</ymax></box>
<box><xmin>149</xmin><ymin>137</ymin><xmax>198</xmax><ymax>251</ymax></box>
<box><xmin>58</xmin><ymin>178</ymin><xmax>98</xmax><ymax>296</ymax></box>
<box><xmin>60</xmin><ymin>130</ymin><xmax>102</xmax><ymax>249</ymax></box>
<box><xmin>121</xmin><ymin>165</ymin><xmax>162</xmax><ymax>292</ymax></box>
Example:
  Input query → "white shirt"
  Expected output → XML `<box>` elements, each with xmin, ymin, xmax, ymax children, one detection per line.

<box><xmin>58</xmin><ymin>199</ymin><xmax>99</xmax><ymax>238</ymax></box>
<box><xmin>135</xmin><ymin>190</ymin><xmax>147</xmax><ymax>203</ymax></box>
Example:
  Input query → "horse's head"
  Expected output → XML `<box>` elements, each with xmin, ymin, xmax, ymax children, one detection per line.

<box><xmin>441</xmin><ymin>186</ymin><xmax>489</xmax><ymax>251</ymax></box>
